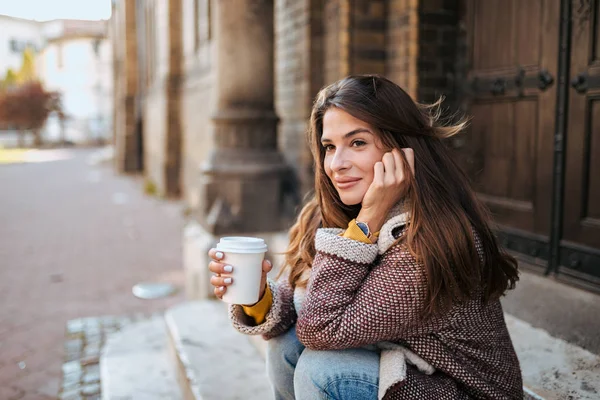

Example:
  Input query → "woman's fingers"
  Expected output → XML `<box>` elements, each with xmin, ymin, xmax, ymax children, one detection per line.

<box><xmin>210</xmin><ymin>274</ymin><xmax>234</xmax><ymax>287</ymax></box>
<box><xmin>402</xmin><ymin>148</ymin><xmax>415</xmax><ymax>175</ymax></box>
<box><xmin>211</xmin><ymin>273</ymin><xmax>233</xmax><ymax>299</ymax></box>
<box><xmin>208</xmin><ymin>260</ymin><xmax>233</xmax><ymax>274</ymax></box>
<box><xmin>262</xmin><ymin>259</ymin><xmax>273</xmax><ymax>273</ymax></box>
<box><xmin>382</xmin><ymin>152</ymin><xmax>396</xmax><ymax>184</ymax></box>
<box><xmin>213</xmin><ymin>285</ymin><xmax>226</xmax><ymax>299</ymax></box>
<box><xmin>373</xmin><ymin>161</ymin><xmax>384</xmax><ymax>187</ymax></box>
<box><xmin>208</xmin><ymin>248</ymin><xmax>225</xmax><ymax>261</ymax></box>
<box><xmin>392</xmin><ymin>149</ymin><xmax>404</xmax><ymax>182</ymax></box>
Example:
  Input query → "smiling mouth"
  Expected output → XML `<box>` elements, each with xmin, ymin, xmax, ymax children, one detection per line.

<box><xmin>336</xmin><ymin>179</ymin><xmax>361</xmax><ymax>189</ymax></box>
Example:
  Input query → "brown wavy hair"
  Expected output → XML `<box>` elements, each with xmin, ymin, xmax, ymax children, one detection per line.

<box><xmin>280</xmin><ymin>74</ymin><xmax>519</xmax><ymax>318</ymax></box>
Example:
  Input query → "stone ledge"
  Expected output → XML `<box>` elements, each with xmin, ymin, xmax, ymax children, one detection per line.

<box><xmin>100</xmin><ymin>316</ymin><xmax>182</xmax><ymax>400</ymax></box>
<box><xmin>165</xmin><ymin>300</ymin><xmax>272</xmax><ymax>400</ymax></box>
<box><xmin>506</xmin><ymin>314</ymin><xmax>600</xmax><ymax>400</ymax></box>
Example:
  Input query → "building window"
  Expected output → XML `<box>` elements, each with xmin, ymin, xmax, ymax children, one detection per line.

<box><xmin>92</xmin><ymin>39</ymin><xmax>101</xmax><ymax>57</ymax></box>
<box><xmin>9</xmin><ymin>39</ymin><xmax>19</xmax><ymax>53</ymax></box>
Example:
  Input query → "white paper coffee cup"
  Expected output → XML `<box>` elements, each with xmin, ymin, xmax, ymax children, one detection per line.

<box><xmin>216</xmin><ymin>236</ymin><xmax>268</xmax><ymax>305</ymax></box>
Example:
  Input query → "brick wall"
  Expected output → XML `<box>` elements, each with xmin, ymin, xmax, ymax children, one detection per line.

<box><xmin>350</xmin><ymin>0</ymin><xmax>386</xmax><ymax>75</ymax></box>
<box><xmin>324</xmin><ymin>0</ymin><xmax>387</xmax><ymax>83</ymax></box>
<box><xmin>386</xmin><ymin>0</ymin><xmax>419</xmax><ymax>98</ymax></box>
<box><xmin>324</xmin><ymin>0</ymin><xmax>350</xmax><ymax>83</ymax></box>
<box><xmin>417</xmin><ymin>0</ymin><xmax>460</xmax><ymax>103</ymax></box>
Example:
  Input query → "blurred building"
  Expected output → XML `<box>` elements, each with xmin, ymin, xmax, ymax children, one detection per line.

<box><xmin>111</xmin><ymin>1</ymin><xmax>600</xmax><ymax>293</ymax></box>
<box><xmin>0</xmin><ymin>15</ymin><xmax>113</xmax><ymax>145</ymax></box>
<box><xmin>38</xmin><ymin>20</ymin><xmax>113</xmax><ymax>145</ymax></box>
<box><xmin>0</xmin><ymin>14</ymin><xmax>44</xmax><ymax>74</ymax></box>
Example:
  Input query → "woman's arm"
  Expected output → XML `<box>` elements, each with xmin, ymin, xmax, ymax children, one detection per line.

<box><xmin>296</xmin><ymin>228</ymin><xmax>450</xmax><ymax>350</ymax></box>
<box><xmin>229</xmin><ymin>278</ymin><xmax>297</xmax><ymax>340</ymax></box>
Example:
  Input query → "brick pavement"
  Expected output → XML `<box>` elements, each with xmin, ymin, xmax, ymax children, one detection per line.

<box><xmin>0</xmin><ymin>148</ymin><xmax>185</xmax><ymax>399</ymax></box>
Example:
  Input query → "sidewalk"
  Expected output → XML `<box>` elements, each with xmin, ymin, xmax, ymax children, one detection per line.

<box><xmin>0</xmin><ymin>148</ymin><xmax>185</xmax><ymax>399</ymax></box>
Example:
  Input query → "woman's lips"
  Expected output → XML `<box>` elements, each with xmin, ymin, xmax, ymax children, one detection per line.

<box><xmin>336</xmin><ymin>179</ymin><xmax>361</xmax><ymax>189</ymax></box>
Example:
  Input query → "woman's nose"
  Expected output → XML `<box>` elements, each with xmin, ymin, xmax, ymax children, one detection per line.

<box><xmin>330</xmin><ymin>149</ymin><xmax>350</xmax><ymax>171</ymax></box>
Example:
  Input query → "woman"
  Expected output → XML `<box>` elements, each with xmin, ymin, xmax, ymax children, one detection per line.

<box><xmin>208</xmin><ymin>75</ymin><xmax>523</xmax><ymax>399</ymax></box>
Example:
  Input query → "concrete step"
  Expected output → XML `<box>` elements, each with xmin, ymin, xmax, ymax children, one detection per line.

<box><xmin>100</xmin><ymin>316</ymin><xmax>183</xmax><ymax>400</ymax></box>
<box><xmin>506</xmin><ymin>314</ymin><xmax>600</xmax><ymax>400</ymax></box>
<box><xmin>165</xmin><ymin>300</ymin><xmax>272</xmax><ymax>400</ymax></box>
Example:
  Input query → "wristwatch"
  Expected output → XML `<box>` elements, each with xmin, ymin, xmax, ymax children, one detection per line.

<box><xmin>356</xmin><ymin>220</ymin><xmax>372</xmax><ymax>240</ymax></box>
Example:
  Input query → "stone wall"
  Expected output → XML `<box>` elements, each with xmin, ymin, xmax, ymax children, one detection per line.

<box><xmin>111</xmin><ymin>0</ymin><xmax>465</xmax><ymax>215</ymax></box>
<box><xmin>142</xmin><ymin>0</ymin><xmax>168</xmax><ymax>194</ymax></box>
<box><xmin>140</xmin><ymin>0</ymin><xmax>183</xmax><ymax>198</ymax></box>
<box><xmin>180</xmin><ymin>0</ymin><xmax>216</xmax><ymax>215</ymax></box>
<box><xmin>275</xmin><ymin>0</ymin><xmax>324</xmax><ymax>204</ymax></box>
<box><xmin>112</xmin><ymin>0</ymin><xmax>142</xmax><ymax>173</ymax></box>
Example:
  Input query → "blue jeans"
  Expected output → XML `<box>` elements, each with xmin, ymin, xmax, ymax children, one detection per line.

<box><xmin>266</xmin><ymin>326</ymin><xmax>380</xmax><ymax>400</ymax></box>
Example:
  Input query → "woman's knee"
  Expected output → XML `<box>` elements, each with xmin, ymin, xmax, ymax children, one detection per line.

<box><xmin>294</xmin><ymin>348</ymin><xmax>379</xmax><ymax>400</ymax></box>
<box><xmin>266</xmin><ymin>326</ymin><xmax>304</xmax><ymax>372</ymax></box>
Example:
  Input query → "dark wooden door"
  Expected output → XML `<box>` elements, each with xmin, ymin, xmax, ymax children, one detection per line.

<box><xmin>464</xmin><ymin>0</ymin><xmax>560</xmax><ymax>250</ymax></box>
<box><xmin>560</xmin><ymin>0</ymin><xmax>600</xmax><ymax>282</ymax></box>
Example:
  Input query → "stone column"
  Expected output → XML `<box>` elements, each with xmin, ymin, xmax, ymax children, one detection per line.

<box><xmin>202</xmin><ymin>0</ymin><xmax>288</xmax><ymax>235</ymax></box>
<box><xmin>114</xmin><ymin>0</ymin><xmax>142</xmax><ymax>173</ymax></box>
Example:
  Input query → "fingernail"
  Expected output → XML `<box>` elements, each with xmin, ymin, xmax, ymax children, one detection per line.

<box><xmin>265</xmin><ymin>259</ymin><xmax>272</xmax><ymax>267</ymax></box>
<box><xmin>219</xmin><ymin>286</ymin><xmax>225</xmax><ymax>291</ymax></box>
<box><xmin>215</xmin><ymin>251</ymin><xmax>224</xmax><ymax>259</ymax></box>
<box><xmin>223</xmin><ymin>265</ymin><xmax>233</xmax><ymax>272</ymax></box>
<box><xmin>224</xmin><ymin>278</ymin><xmax>232</xmax><ymax>284</ymax></box>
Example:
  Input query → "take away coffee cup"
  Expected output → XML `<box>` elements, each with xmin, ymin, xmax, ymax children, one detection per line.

<box><xmin>216</xmin><ymin>236</ymin><xmax>268</xmax><ymax>305</ymax></box>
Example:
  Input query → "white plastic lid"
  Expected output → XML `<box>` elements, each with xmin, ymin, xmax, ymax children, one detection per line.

<box><xmin>216</xmin><ymin>236</ymin><xmax>268</xmax><ymax>253</ymax></box>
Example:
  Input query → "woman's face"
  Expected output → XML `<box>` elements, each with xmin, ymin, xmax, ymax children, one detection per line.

<box><xmin>321</xmin><ymin>108</ymin><xmax>387</xmax><ymax>205</ymax></box>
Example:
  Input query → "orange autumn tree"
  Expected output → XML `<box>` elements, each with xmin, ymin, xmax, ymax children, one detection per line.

<box><xmin>0</xmin><ymin>81</ymin><xmax>63</xmax><ymax>146</ymax></box>
<box><xmin>0</xmin><ymin>48</ymin><xmax>63</xmax><ymax>147</ymax></box>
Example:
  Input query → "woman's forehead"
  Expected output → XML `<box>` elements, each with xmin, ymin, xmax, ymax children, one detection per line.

<box><xmin>322</xmin><ymin>108</ymin><xmax>372</xmax><ymax>135</ymax></box>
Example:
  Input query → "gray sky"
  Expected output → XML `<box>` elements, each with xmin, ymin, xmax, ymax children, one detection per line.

<box><xmin>0</xmin><ymin>0</ymin><xmax>111</xmax><ymax>21</ymax></box>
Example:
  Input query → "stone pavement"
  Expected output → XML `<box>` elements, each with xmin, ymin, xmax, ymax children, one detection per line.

<box><xmin>0</xmin><ymin>148</ymin><xmax>185</xmax><ymax>399</ymax></box>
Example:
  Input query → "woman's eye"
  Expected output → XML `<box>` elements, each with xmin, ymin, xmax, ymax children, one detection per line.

<box><xmin>324</xmin><ymin>144</ymin><xmax>335</xmax><ymax>152</ymax></box>
<box><xmin>352</xmin><ymin>140</ymin><xmax>366</xmax><ymax>147</ymax></box>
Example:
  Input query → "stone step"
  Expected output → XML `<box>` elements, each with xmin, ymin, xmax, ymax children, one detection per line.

<box><xmin>98</xmin><ymin>302</ymin><xmax>598</xmax><ymax>400</ymax></box>
<box><xmin>165</xmin><ymin>300</ymin><xmax>272</xmax><ymax>400</ymax></box>
<box><xmin>506</xmin><ymin>314</ymin><xmax>600</xmax><ymax>400</ymax></box>
<box><xmin>100</xmin><ymin>316</ymin><xmax>183</xmax><ymax>400</ymax></box>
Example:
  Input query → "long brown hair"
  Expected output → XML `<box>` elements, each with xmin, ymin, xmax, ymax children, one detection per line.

<box><xmin>282</xmin><ymin>74</ymin><xmax>519</xmax><ymax>318</ymax></box>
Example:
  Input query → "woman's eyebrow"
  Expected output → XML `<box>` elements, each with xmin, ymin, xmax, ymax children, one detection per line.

<box><xmin>321</xmin><ymin>128</ymin><xmax>372</xmax><ymax>143</ymax></box>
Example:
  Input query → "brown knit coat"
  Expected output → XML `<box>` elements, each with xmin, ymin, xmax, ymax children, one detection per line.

<box><xmin>229</xmin><ymin>206</ymin><xmax>523</xmax><ymax>399</ymax></box>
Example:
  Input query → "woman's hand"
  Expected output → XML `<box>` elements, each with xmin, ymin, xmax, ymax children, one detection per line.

<box><xmin>358</xmin><ymin>148</ymin><xmax>415</xmax><ymax>234</ymax></box>
<box><xmin>207</xmin><ymin>248</ymin><xmax>273</xmax><ymax>304</ymax></box>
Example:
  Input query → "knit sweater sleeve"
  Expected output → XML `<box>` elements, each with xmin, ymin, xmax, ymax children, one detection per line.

<box><xmin>296</xmin><ymin>227</ymin><xmax>449</xmax><ymax>350</ymax></box>
<box><xmin>229</xmin><ymin>277</ymin><xmax>297</xmax><ymax>340</ymax></box>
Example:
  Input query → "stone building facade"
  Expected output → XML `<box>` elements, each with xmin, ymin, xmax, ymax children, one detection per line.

<box><xmin>111</xmin><ymin>0</ymin><xmax>459</xmax><ymax>219</ymax></box>
<box><xmin>111</xmin><ymin>1</ymin><xmax>600</xmax><ymax>293</ymax></box>
<box><xmin>109</xmin><ymin>0</ymin><xmax>464</xmax><ymax>298</ymax></box>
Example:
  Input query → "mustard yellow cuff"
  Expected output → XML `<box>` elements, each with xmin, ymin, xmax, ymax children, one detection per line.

<box><xmin>241</xmin><ymin>284</ymin><xmax>273</xmax><ymax>325</ymax></box>
<box><xmin>341</xmin><ymin>219</ymin><xmax>379</xmax><ymax>244</ymax></box>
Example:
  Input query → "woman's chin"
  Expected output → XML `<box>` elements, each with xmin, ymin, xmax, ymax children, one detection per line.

<box><xmin>339</xmin><ymin>193</ymin><xmax>364</xmax><ymax>206</ymax></box>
